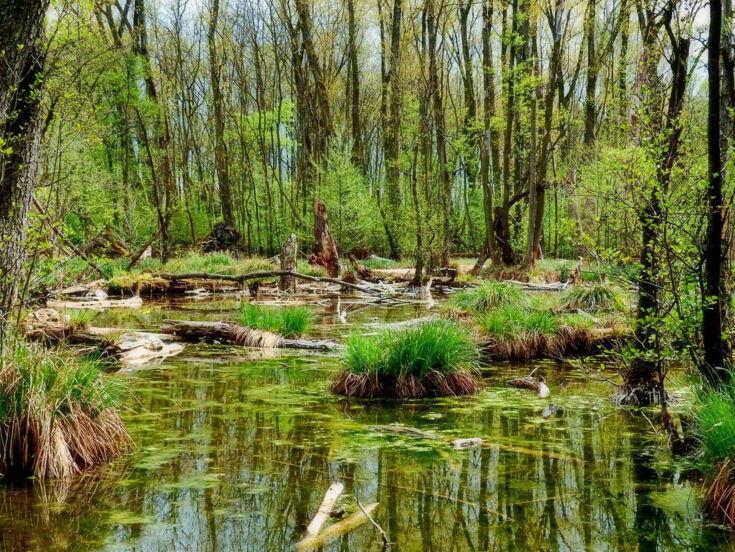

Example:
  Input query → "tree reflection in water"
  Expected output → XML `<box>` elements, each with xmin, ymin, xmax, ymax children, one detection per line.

<box><xmin>0</xmin><ymin>299</ymin><xmax>729</xmax><ymax>551</ymax></box>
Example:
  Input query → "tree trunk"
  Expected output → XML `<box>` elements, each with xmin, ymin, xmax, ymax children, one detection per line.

<box><xmin>702</xmin><ymin>0</ymin><xmax>731</xmax><ymax>385</ymax></box>
<box><xmin>583</xmin><ymin>0</ymin><xmax>597</xmax><ymax>145</ymax></box>
<box><xmin>0</xmin><ymin>0</ymin><xmax>49</xmax><ymax>318</ymax></box>
<box><xmin>208</xmin><ymin>0</ymin><xmax>236</xmax><ymax>228</ymax></box>
<box><xmin>346</xmin><ymin>0</ymin><xmax>364</xmax><ymax>171</ymax></box>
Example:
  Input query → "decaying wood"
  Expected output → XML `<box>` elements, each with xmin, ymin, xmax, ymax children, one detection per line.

<box><xmin>161</xmin><ymin>319</ymin><xmax>342</xmax><ymax>351</ymax></box>
<box><xmin>296</xmin><ymin>503</ymin><xmax>379</xmax><ymax>551</ymax></box>
<box><xmin>306</xmin><ymin>482</ymin><xmax>345</xmax><ymax>537</ymax></box>
<box><xmin>310</xmin><ymin>198</ymin><xmax>340</xmax><ymax>277</ymax></box>
<box><xmin>507</xmin><ymin>375</ymin><xmax>550</xmax><ymax>398</ymax></box>
<box><xmin>155</xmin><ymin>270</ymin><xmax>384</xmax><ymax>296</ymax></box>
<box><xmin>451</xmin><ymin>437</ymin><xmax>484</xmax><ymax>450</ymax></box>
<box><xmin>347</xmin><ymin>253</ymin><xmax>380</xmax><ymax>283</ymax></box>
<box><xmin>47</xmin><ymin>296</ymin><xmax>144</xmax><ymax>310</ymax></box>
<box><xmin>280</xmin><ymin>234</ymin><xmax>298</xmax><ymax>292</ymax></box>
<box><xmin>22</xmin><ymin>309</ymin><xmax>184</xmax><ymax>365</ymax></box>
<box><xmin>506</xmin><ymin>280</ymin><xmax>569</xmax><ymax>291</ymax></box>
<box><xmin>368</xmin><ymin>423</ymin><xmax>441</xmax><ymax>440</ymax></box>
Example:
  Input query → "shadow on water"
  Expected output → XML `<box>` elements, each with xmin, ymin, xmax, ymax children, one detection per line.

<box><xmin>0</xmin><ymin>296</ymin><xmax>732</xmax><ymax>550</ymax></box>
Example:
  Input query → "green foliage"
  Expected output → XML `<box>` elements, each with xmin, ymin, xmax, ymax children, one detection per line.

<box><xmin>161</xmin><ymin>252</ymin><xmax>275</xmax><ymax>275</ymax></box>
<box><xmin>342</xmin><ymin>320</ymin><xmax>478</xmax><ymax>378</ymax></box>
<box><xmin>560</xmin><ymin>284</ymin><xmax>628</xmax><ymax>312</ymax></box>
<box><xmin>451</xmin><ymin>281</ymin><xmax>526</xmax><ymax>313</ymax></box>
<box><xmin>238</xmin><ymin>304</ymin><xmax>313</xmax><ymax>338</ymax></box>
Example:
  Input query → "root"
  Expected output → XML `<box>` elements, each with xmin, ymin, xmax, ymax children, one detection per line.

<box><xmin>331</xmin><ymin>369</ymin><xmax>480</xmax><ymax>399</ymax></box>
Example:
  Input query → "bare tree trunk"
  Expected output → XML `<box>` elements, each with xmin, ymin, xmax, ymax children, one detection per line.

<box><xmin>208</xmin><ymin>0</ymin><xmax>236</xmax><ymax>228</ymax></box>
<box><xmin>583</xmin><ymin>0</ymin><xmax>597</xmax><ymax>145</ymax></box>
<box><xmin>346</xmin><ymin>0</ymin><xmax>364</xmax><ymax>171</ymax></box>
<box><xmin>703</xmin><ymin>0</ymin><xmax>731</xmax><ymax>385</ymax></box>
<box><xmin>0</xmin><ymin>0</ymin><xmax>49</xmax><ymax>319</ymax></box>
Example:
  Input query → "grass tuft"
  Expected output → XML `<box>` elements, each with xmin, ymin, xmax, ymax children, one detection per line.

<box><xmin>238</xmin><ymin>303</ymin><xmax>313</xmax><ymax>338</ymax></box>
<box><xmin>0</xmin><ymin>338</ymin><xmax>129</xmax><ymax>479</ymax></box>
<box><xmin>560</xmin><ymin>284</ymin><xmax>627</xmax><ymax>312</ymax></box>
<box><xmin>450</xmin><ymin>281</ymin><xmax>526</xmax><ymax>313</ymax></box>
<box><xmin>333</xmin><ymin>320</ymin><xmax>480</xmax><ymax>398</ymax></box>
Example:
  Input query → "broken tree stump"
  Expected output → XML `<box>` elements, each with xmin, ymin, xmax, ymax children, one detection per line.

<box><xmin>310</xmin><ymin>199</ymin><xmax>340</xmax><ymax>277</ymax></box>
<box><xmin>280</xmin><ymin>234</ymin><xmax>298</xmax><ymax>292</ymax></box>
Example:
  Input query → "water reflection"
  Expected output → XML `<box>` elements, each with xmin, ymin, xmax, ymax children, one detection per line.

<box><xmin>0</xmin><ymin>299</ymin><xmax>729</xmax><ymax>551</ymax></box>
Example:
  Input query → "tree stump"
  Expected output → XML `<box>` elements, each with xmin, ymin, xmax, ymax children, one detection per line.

<box><xmin>280</xmin><ymin>234</ymin><xmax>298</xmax><ymax>292</ymax></box>
<box><xmin>310</xmin><ymin>199</ymin><xmax>340</xmax><ymax>277</ymax></box>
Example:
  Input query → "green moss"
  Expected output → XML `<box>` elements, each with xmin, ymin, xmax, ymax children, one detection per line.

<box><xmin>238</xmin><ymin>303</ymin><xmax>313</xmax><ymax>338</ymax></box>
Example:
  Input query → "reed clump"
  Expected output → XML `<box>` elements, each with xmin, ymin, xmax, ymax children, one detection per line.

<box><xmin>239</xmin><ymin>303</ymin><xmax>313</xmax><ymax>338</ymax></box>
<box><xmin>331</xmin><ymin>320</ymin><xmax>480</xmax><ymax>399</ymax></box>
<box><xmin>0</xmin><ymin>338</ymin><xmax>129</xmax><ymax>479</ymax></box>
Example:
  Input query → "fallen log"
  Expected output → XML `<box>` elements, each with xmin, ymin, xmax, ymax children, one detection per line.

<box><xmin>47</xmin><ymin>296</ymin><xmax>144</xmax><ymax>310</ymax></box>
<box><xmin>296</xmin><ymin>503</ymin><xmax>379</xmax><ymax>551</ymax></box>
<box><xmin>506</xmin><ymin>280</ymin><xmax>569</xmax><ymax>291</ymax></box>
<box><xmin>23</xmin><ymin>309</ymin><xmax>184</xmax><ymax>366</ymax></box>
<box><xmin>507</xmin><ymin>376</ymin><xmax>550</xmax><ymax>398</ymax></box>
<box><xmin>154</xmin><ymin>270</ymin><xmax>384</xmax><ymax>296</ymax></box>
<box><xmin>161</xmin><ymin>320</ymin><xmax>342</xmax><ymax>351</ymax></box>
<box><xmin>306</xmin><ymin>482</ymin><xmax>345</xmax><ymax>538</ymax></box>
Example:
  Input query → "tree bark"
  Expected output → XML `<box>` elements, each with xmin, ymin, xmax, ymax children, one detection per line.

<box><xmin>208</xmin><ymin>0</ymin><xmax>236</xmax><ymax>228</ymax></box>
<box><xmin>0</xmin><ymin>0</ymin><xmax>49</xmax><ymax>318</ymax></box>
<box><xmin>703</xmin><ymin>0</ymin><xmax>731</xmax><ymax>385</ymax></box>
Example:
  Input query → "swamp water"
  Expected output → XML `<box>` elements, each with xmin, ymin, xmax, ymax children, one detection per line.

<box><xmin>0</xmin><ymin>296</ymin><xmax>730</xmax><ymax>551</ymax></box>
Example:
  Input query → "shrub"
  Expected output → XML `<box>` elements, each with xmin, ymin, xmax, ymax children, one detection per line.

<box><xmin>0</xmin><ymin>338</ymin><xmax>129</xmax><ymax>479</ymax></box>
<box><xmin>238</xmin><ymin>303</ymin><xmax>313</xmax><ymax>338</ymax></box>
<box><xmin>560</xmin><ymin>284</ymin><xmax>627</xmax><ymax>312</ymax></box>
<box><xmin>332</xmin><ymin>320</ymin><xmax>480</xmax><ymax>398</ymax></box>
<box><xmin>451</xmin><ymin>281</ymin><xmax>526</xmax><ymax>313</ymax></box>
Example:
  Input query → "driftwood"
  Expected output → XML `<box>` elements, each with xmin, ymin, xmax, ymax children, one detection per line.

<box><xmin>310</xmin><ymin>199</ymin><xmax>340</xmax><ymax>277</ymax></box>
<box><xmin>306</xmin><ymin>483</ymin><xmax>345</xmax><ymax>537</ymax></box>
<box><xmin>347</xmin><ymin>253</ymin><xmax>381</xmax><ymax>283</ymax></box>
<box><xmin>155</xmin><ymin>270</ymin><xmax>384</xmax><ymax>296</ymax></box>
<box><xmin>506</xmin><ymin>280</ymin><xmax>569</xmax><ymax>291</ymax></box>
<box><xmin>296</xmin><ymin>503</ymin><xmax>379</xmax><ymax>551</ymax></box>
<box><xmin>451</xmin><ymin>438</ymin><xmax>484</xmax><ymax>450</ymax></box>
<box><xmin>161</xmin><ymin>320</ymin><xmax>342</xmax><ymax>351</ymax></box>
<box><xmin>47</xmin><ymin>296</ymin><xmax>144</xmax><ymax>310</ymax></box>
<box><xmin>23</xmin><ymin>309</ymin><xmax>184</xmax><ymax>365</ymax></box>
<box><xmin>507</xmin><ymin>376</ymin><xmax>550</xmax><ymax>398</ymax></box>
<box><xmin>368</xmin><ymin>424</ymin><xmax>441</xmax><ymax>440</ymax></box>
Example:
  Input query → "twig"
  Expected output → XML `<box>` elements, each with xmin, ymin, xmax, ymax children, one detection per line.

<box><xmin>357</xmin><ymin>498</ymin><xmax>390</xmax><ymax>549</ymax></box>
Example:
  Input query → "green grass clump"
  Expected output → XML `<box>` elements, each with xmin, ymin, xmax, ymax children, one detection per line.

<box><xmin>161</xmin><ymin>252</ymin><xmax>275</xmax><ymax>275</ymax></box>
<box><xmin>697</xmin><ymin>387</ymin><xmax>735</xmax><ymax>464</ymax></box>
<box><xmin>451</xmin><ymin>281</ymin><xmax>526</xmax><ymax>313</ymax></box>
<box><xmin>560</xmin><ymin>284</ymin><xmax>627</xmax><ymax>312</ymax></box>
<box><xmin>334</xmin><ymin>320</ymin><xmax>480</xmax><ymax>398</ymax></box>
<box><xmin>476</xmin><ymin>307</ymin><xmax>558</xmax><ymax>337</ymax></box>
<box><xmin>0</xmin><ymin>338</ymin><xmax>129</xmax><ymax>479</ymax></box>
<box><xmin>238</xmin><ymin>303</ymin><xmax>313</xmax><ymax>338</ymax></box>
<box><xmin>342</xmin><ymin>320</ymin><xmax>478</xmax><ymax>378</ymax></box>
<box><xmin>361</xmin><ymin>256</ymin><xmax>399</xmax><ymax>269</ymax></box>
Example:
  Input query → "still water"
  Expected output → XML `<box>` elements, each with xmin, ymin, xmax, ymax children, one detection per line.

<box><xmin>0</xmin><ymin>296</ymin><xmax>729</xmax><ymax>550</ymax></box>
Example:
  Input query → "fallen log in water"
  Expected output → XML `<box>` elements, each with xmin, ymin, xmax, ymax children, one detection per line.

<box><xmin>160</xmin><ymin>320</ymin><xmax>342</xmax><ymax>351</ymax></box>
<box><xmin>23</xmin><ymin>309</ymin><xmax>184</xmax><ymax>365</ymax></box>
<box><xmin>296</xmin><ymin>503</ymin><xmax>379</xmax><ymax>551</ymax></box>
<box><xmin>507</xmin><ymin>375</ymin><xmax>550</xmax><ymax>398</ymax></box>
<box><xmin>47</xmin><ymin>296</ymin><xmax>144</xmax><ymax>309</ymax></box>
<box><xmin>306</xmin><ymin>483</ymin><xmax>345</xmax><ymax>537</ymax></box>
<box><xmin>154</xmin><ymin>270</ymin><xmax>386</xmax><ymax>297</ymax></box>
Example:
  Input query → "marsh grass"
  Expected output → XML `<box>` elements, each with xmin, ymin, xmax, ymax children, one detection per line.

<box><xmin>560</xmin><ymin>284</ymin><xmax>628</xmax><ymax>313</ymax></box>
<box><xmin>697</xmin><ymin>386</ymin><xmax>735</xmax><ymax>526</ymax></box>
<box><xmin>332</xmin><ymin>320</ymin><xmax>480</xmax><ymax>398</ymax></box>
<box><xmin>238</xmin><ymin>303</ymin><xmax>313</xmax><ymax>338</ymax></box>
<box><xmin>466</xmin><ymin>293</ymin><xmax>617</xmax><ymax>360</ymax></box>
<box><xmin>450</xmin><ymin>281</ymin><xmax>527</xmax><ymax>313</ymax></box>
<box><xmin>296</xmin><ymin>260</ymin><xmax>328</xmax><ymax>277</ymax></box>
<box><xmin>0</xmin><ymin>338</ymin><xmax>129</xmax><ymax>479</ymax></box>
